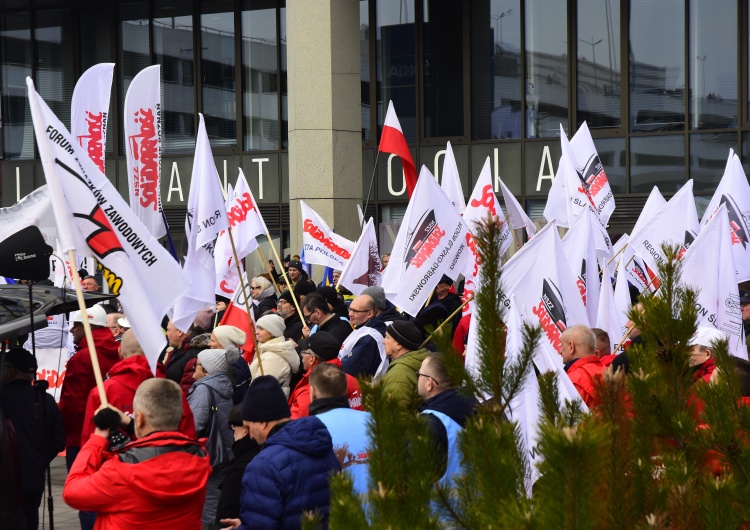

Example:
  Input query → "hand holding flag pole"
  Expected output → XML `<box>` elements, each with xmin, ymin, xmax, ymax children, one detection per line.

<box><xmin>262</xmin><ymin>228</ymin><xmax>308</xmax><ymax>332</ymax></box>
<box><xmin>68</xmin><ymin>251</ymin><xmax>108</xmax><ymax>406</ymax></box>
<box><xmin>227</xmin><ymin>226</ymin><xmax>263</xmax><ymax>376</ymax></box>
<box><xmin>419</xmin><ymin>295</ymin><xmax>473</xmax><ymax>349</ymax></box>
<box><xmin>255</xmin><ymin>244</ymin><xmax>280</xmax><ymax>294</ymax></box>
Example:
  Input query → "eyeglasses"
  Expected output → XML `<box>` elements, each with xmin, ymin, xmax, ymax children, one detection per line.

<box><xmin>303</xmin><ymin>312</ymin><xmax>312</xmax><ymax>319</ymax></box>
<box><xmin>278</xmin><ymin>300</ymin><xmax>291</xmax><ymax>305</ymax></box>
<box><xmin>348</xmin><ymin>308</ymin><xmax>370</xmax><ymax>314</ymax></box>
<box><xmin>415</xmin><ymin>371</ymin><xmax>439</xmax><ymax>385</ymax></box>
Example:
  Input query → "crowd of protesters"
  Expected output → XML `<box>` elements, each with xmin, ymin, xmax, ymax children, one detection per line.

<box><xmin>3</xmin><ymin>257</ymin><xmax>750</xmax><ymax>530</ymax></box>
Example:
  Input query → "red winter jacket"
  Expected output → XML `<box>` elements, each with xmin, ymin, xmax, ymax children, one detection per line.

<box><xmin>565</xmin><ymin>355</ymin><xmax>605</xmax><ymax>410</ymax></box>
<box><xmin>59</xmin><ymin>326</ymin><xmax>121</xmax><ymax>447</ymax></box>
<box><xmin>289</xmin><ymin>358</ymin><xmax>364</xmax><ymax>418</ymax></box>
<box><xmin>692</xmin><ymin>358</ymin><xmax>716</xmax><ymax>384</ymax></box>
<box><xmin>599</xmin><ymin>354</ymin><xmax>617</xmax><ymax>368</ymax></box>
<box><xmin>452</xmin><ymin>314</ymin><xmax>471</xmax><ymax>357</ymax></box>
<box><xmin>80</xmin><ymin>355</ymin><xmax>197</xmax><ymax>445</ymax></box>
<box><xmin>63</xmin><ymin>431</ymin><xmax>211</xmax><ymax>530</ymax></box>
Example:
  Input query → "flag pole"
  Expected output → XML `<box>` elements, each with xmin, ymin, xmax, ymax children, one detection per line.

<box><xmin>227</xmin><ymin>227</ymin><xmax>263</xmax><ymax>376</ymax></box>
<box><xmin>68</xmin><ymin>251</ymin><xmax>107</xmax><ymax>406</ymax></box>
<box><xmin>419</xmin><ymin>295</ymin><xmax>473</xmax><ymax>349</ymax></box>
<box><xmin>263</xmin><ymin>228</ymin><xmax>309</xmax><ymax>332</ymax></box>
<box><xmin>361</xmin><ymin>153</ymin><xmax>381</xmax><ymax>231</ymax></box>
<box><xmin>255</xmin><ymin>244</ymin><xmax>280</xmax><ymax>294</ymax></box>
<box><xmin>613</xmin><ymin>273</ymin><xmax>658</xmax><ymax>352</ymax></box>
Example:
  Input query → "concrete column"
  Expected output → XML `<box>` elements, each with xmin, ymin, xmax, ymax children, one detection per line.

<box><xmin>286</xmin><ymin>0</ymin><xmax>363</xmax><ymax>260</ymax></box>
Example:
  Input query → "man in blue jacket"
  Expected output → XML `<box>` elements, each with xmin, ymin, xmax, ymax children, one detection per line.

<box><xmin>220</xmin><ymin>375</ymin><xmax>341</xmax><ymax>530</ymax></box>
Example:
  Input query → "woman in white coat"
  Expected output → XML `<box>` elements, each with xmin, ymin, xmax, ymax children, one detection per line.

<box><xmin>250</xmin><ymin>314</ymin><xmax>300</xmax><ymax>397</ymax></box>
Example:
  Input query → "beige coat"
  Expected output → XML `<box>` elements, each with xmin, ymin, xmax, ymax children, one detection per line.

<box><xmin>250</xmin><ymin>336</ymin><xmax>300</xmax><ymax>397</ymax></box>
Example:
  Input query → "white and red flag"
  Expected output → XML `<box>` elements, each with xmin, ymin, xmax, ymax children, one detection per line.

<box><xmin>381</xmin><ymin>166</ymin><xmax>469</xmax><ymax>316</ymax></box>
<box><xmin>569</xmin><ymin>121</ymin><xmax>616</xmax><ymax>224</ymax></box>
<box><xmin>71</xmin><ymin>63</ymin><xmax>114</xmax><ymax>174</ymax></box>
<box><xmin>379</xmin><ymin>101</ymin><xmax>417</xmax><ymax>198</ymax></box>
<box><xmin>337</xmin><ymin>217</ymin><xmax>382</xmax><ymax>296</ymax></box>
<box><xmin>497</xmin><ymin>175</ymin><xmax>536</xmax><ymax>240</ymax></box>
<box><xmin>28</xmin><ymin>78</ymin><xmax>186</xmax><ymax>374</ymax></box>
<box><xmin>219</xmin><ymin>270</ymin><xmax>255</xmax><ymax>362</ymax></box>
<box><xmin>300</xmin><ymin>201</ymin><xmax>355</xmax><ymax>271</ymax></box>
<box><xmin>629</xmin><ymin>180</ymin><xmax>700</xmax><ymax>278</ymax></box>
<box><xmin>500</xmin><ymin>222</ymin><xmax>589</xmax><ymax>412</ymax></box>
<box><xmin>681</xmin><ymin>204</ymin><xmax>748</xmax><ymax>360</ymax></box>
<box><xmin>701</xmin><ymin>151</ymin><xmax>750</xmax><ymax>282</ymax></box>
<box><xmin>561</xmin><ymin>211</ymin><xmax>600</xmax><ymax>325</ymax></box>
<box><xmin>462</xmin><ymin>157</ymin><xmax>511</xmax><ymax>315</ymax></box>
<box><xmin>124</xmin><ymin>65</ymin><xmax>165</xmax><ymax>239</ymax></box>
<box><xmin>440</xmin><ymin>141</ymin><xmax>466</xmax><ymax>214</ymax></box>
<box><xmin>172</xmin><ymin>114</ymin><xmax>229</xmax><ymax>333</ymax></box>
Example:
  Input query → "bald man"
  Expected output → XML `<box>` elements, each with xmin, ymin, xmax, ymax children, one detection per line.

<box><xmin>560</xmin><ymin>325</ymin><xmax>605</xmax><ymax>409</ymax></box>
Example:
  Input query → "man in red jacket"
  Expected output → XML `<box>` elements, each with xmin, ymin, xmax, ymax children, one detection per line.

<box><xmin>59</xmin><ymin>304</ymin><xmax>121</xmax><ymax>470</ymax></box>
<box><xmin>561</xmin><ymin>325</ymin><xmax>604</xmax><ymax>409</ymax></box>
<box><xmin>64</xmin><ymin>378</ymin><xmax>211</xmax><ymax>529</ymax></box>
<box><xmin>289</xmin><ymin>331</ymin><xmax>363</xmax><ymax>418</ymax></box>
<box><xmin>80</xmin><ymin>330</ymin><xmax>197</xmax><ymax>446</ymax></box>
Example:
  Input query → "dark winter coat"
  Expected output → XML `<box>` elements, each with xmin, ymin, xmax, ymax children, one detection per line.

<box><xmin>317</xmin><ymin>314</ymin><xmax>353</xmax><ymax>344</ymax></box>
<box><xmin>239</xmin><ymin>417</ymin><xmax>341</xmax><ymax>529</ymax></box>
<box><xmin>253</xmin><ymin>294</ymin><xmax>279</xmax><ymax>321</ymax></box>
<box><xmin>1</xmin><ymin>379</ymin><xmax>65</xmax><ymax>492</ymax></box>
<box><xmin>215</xmin><ymin>435</ymin><xmax>262</xmax><ymax>523</ymax></box>
<box><xmin>283</xmin><ymin>313</ymin><xmax>305</xmax><ymax>345</ymax></box>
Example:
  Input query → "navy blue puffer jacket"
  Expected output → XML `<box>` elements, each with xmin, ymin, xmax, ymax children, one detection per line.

<box><xmin>239</xmin><ymin>416</ymin><xmax>341</xmax><ymax>529</ymax></box>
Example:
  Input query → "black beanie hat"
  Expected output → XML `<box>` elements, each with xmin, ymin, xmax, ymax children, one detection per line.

<box><xmin>241</xmin><ymin>375</ymin><xmax>291</xmax><ymax>422</ymax></box>
<box><xmin>278</xmin><ymin>290</ymin><xmax>294</xmax><ymax>304</ymax></box>
<box><xmin>294</xmin><ymin>281</ymin><xmax>316</xmax><ymax>297</ymax></box>
<box><xmin>298</xmin><ymin>331</ymin><xmax>342</xmax><ymax>361</ymax></box>
<box><xmin>288</xmin><ymin>259</ymin><xmax>303</xmax><ymax>272</ymax></box>
<box><xmin>4</xmin><ymin>347</ymin><xmax>37</xmax><ymax>374</ymax></box>
<box><xmin>316</xmin><ymin>286</ymin><xmax>339</xmax><ymax>307</ymax></box>
<box><xmin>386</xmin><ymin>321</ymin><xmax>422</xmax><ymax>351</ymax></box>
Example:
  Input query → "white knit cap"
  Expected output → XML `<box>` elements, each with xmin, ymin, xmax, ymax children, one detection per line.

<box><xmin>256</xmin><ymin>314</ymin><xmax>286</xmax><ymax>338</ymax></box>
<box><xmin>213</xmin><ymin>325</ymin><xmax>247</xmax><ymax>349</ymax></box>
<box><xmin>198</xmin><ymin>349</ymin><xmax>230</xmax><ymax>375</ymax></box>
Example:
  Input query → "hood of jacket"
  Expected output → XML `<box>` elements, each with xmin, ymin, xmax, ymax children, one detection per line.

<box><xmin>107</xmin><ymin>355</ymin><xmax>153</xmax><ymax>391</ymax></box>
<box><xmin>77</xmin><ymin>326</ymin><xmax>121</xmax><ymax>360</ymax></box>
<box><xmin>259</xmin><ymin>336</ymin><xmax>300</xmax><ymax>372</ymax></box>
<box><xmin>192</xmin><ymin>372</ymin><xmax>233</xmax><ymax>401</ymax></box>
<box><xmin>112</xmin><ymin>432</ymin><xmax>211</xmax><ymax>505</ymax></box>
<box><xmin>264</xmin><ymin>416</ymin><xmax>332</xmax><ymax>458</ymax></box>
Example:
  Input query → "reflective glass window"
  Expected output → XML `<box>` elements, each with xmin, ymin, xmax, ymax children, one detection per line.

<box><xmin>201</xmin><ymin>1</ymin><xmax>236</xmax><ymax>148</ymax></box>
<box><xmin>577</xmin><ymin>0</ymin><xmax>620</xmax><ymax>129</ymax></box>
<box><xmin>361</xmin><ymin>0</ymin><xmax>371</xmax><ymax>141</ymax></box>
<box><xmin>423</xmin><ymin>0</ymin><xmax>463</xmax><ymax>138</ymax></box>
<box><xmin>154</xmin><ymin>0</ymin><xmax>195</xmax><ymax>153</ymax></box>
<box><xmin>630</xmin><ymin>135</ymin><xmax>685</xmax><ymax>193</ymax></box>
<box><xmin>241</xmin><ymin>0</ymin><xmax>279</xmax><ymax>150</ymax></box>
<box><xmin>35</xmin><ymin>10</ymin><xmax>74</xmax><ymax>136</ymax></box>
<box><xmin>592</xmin><ymin>137</ymin><xmax>626</xmax><ymax>193</ymax></box>
<box><xmin>689</xmin><ymin>0</ymin><xmax>737</xmax><ymax>130</ymax></box>
<box><xmin>280</xmin><ymin>2</ymin><xmax>288</xmax><ymax>149</ymax></box>
<box><xmin>629</xmin><ymin>0</ymin><xmax>685</xmax><ymax>132</ymax></box>
<box><xmin>689</xmin><ymin>133</ymin><xmax>737</xmax><ymax>194</ymax></box>
<box><xmin>525</xmin><ymin>0</ymin><xmax>568</xmax><ymax>138</ymax></box>
<box><xmin>119</xmin><ymin>3</ymin><xmax>150</xmax><ymax>156</ymax></box>
<box><xmin>470</xmin><ymin>0</ymin><xmax>521</xmax><ymax>140</ymax></box>
<box><xmin>377</xmin><ymin>0</ymin><xmax>416</xmax><ymax>143</ymax></box>
<box><xmin>1</xmin><ymin>11</ymin><xmax>33</xmax><ymax>159</ymax></box>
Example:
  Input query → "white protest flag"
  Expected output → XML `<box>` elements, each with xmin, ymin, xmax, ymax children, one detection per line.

<box><xmin>440</xmin><ymin>141</ymin><xmax>466</xmax><ymax>214</ymax></box>
<box><xmin>701</xmin><ymin>152</ymin><xmax>750</xmax><ymax>282</ymax></box>
<box><xmin>614</xmin><ymin>256</ymin><xmax>634</xmax><ymax>334</ymax></box>
<box><xmin>498</xmin><ymin>175</ymin><xmax>536</xmax><ymax>239</ymax></box>
<box><xmin>0</xmin><ymin>186</ymin><xmax>58</xmax><ymax>248</ymax></box>
<box><xmin>631</xmin><ymin>186</ymin><xmax>666</xmax><ymax>238</ymax></box>
<box><xmin>629</xmin><ymin>180</ymin><xmax>700</xmax><ymax>278</ymax></box>
<box><xmin>71</xmin><ymin>63</ymin><xmax>114</xmax><ymax>174</ymax></box>
<box><xmin>214</xmin><ymin>183</ymin><xmax>250</xmax><ymax>298</ymax></box>
<box><xmin>543</xmin><ymin>160</ymin><xmax>570</xmax><ymax>227</ymax></box>
<box><xmin>570</xmin><ymin>121</ymin><xmax>616</xmax><ymax>224</ymax></box>
<box><xmin>337</xmin><ymin>217</ymin><xmax>382</xmax><ymax>296</ymax></box>
<box><xmin>560</xmin><ymin>125</ymin><xmax>603</xmax><ymax>228</ymax></box>
<box><xmin>381</xmin><ymin>165</ymin><xmax>469</xmax><ymax>316</ymax></box>
<box><xmin>501</xmin><ymin>222</ymin><xmax>589</xmax><ymax>412</ymax></box>
<box><xmin>596</xmin><ymin>259</ymin><xmax>625</xmax><ymax>354</ymax></box>
<box><xmin>357</xmin><ymin>204</ymin><xmax>364</xmax><ymax>226</ymax></box>
<box><xmin>27</xmin><ymin>78</ymin><xmax>186</xmax><ymax>374</ymax></box>
<box><xmin>124</xmin><ymin>65</ymin><xmax>166</xmax><ymax>239</ymax></box>
<box><xmin>681</xmin><ymin>205</ymin><xmax>748</xmax><ymax>360</ymax></box>
<box><xmin>561</xmin><ymin>211</ymin><xmax>600</xmax><ymax>325</ymax></box>
<box><xmin>504</xmin><ymin>294</ymin><xmax>542</xmax><ymax>496</ymax></box>
<box><xmin>300</xmin><ymin>201</ymin><xmax>355</xmax><ymax>270</ymax></box>
<box><xmin>462</xmin><ymin>157</ymin><xmax>511</xmax><ymax>315</ymax></box>
<box><xmin>172</xmin><ymin>114</ymin><xmax>229</xmax><ymax>333</ymax></box>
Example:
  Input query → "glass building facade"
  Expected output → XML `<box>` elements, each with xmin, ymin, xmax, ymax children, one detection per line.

<box><xmin>1</xmin><ymin>0</ymin><xmax>749</xmax><ymax>251</ymax></box>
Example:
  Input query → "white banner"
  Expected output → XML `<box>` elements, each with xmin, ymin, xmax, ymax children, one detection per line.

<box><xmin>569</xmin><ymin>121</ymin><xmax>616</xmax><ymax>224</ymax></box>
<box><xmin>71</xmin><ymin>63</ymin><xmax>114</xmax><ymax>174</ymax></box>
<box><xmin>28</xmin><ymin>78</ymin><xmax>187</xmax><ymax>374</ymax></box>
<box><xmin>440</xmin><ymin>141</ymin><xmax>466</xmax><ymax>214</ymax></box>
<box><xmin>300</xmin><ymin>200</ymin><xmax>355</xmax><ymax>270</ymax></box>
<box><xmin>337</xmin><ymin>217</ymin><xmax>382</xmax><ymax>296</ymax></box>
<box><xmin>561</xmin><ymin>211</ymin><xmax>600</xmax><ymax>325</ymax></box>
<box><xmin>124</xmin><ymin>65</ymin><xmax>166</xmax><ymax>239</ymax></box>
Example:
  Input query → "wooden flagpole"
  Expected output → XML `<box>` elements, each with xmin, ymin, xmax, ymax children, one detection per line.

<box><xmin>263</xmin><ymin>229</ymin><xmax>308</xmax><ymax>332</ymax></box>
<box><xmin>419</xmin><ymin>295</ymin><xmax>473</xmax><ymax>349</ymax></box>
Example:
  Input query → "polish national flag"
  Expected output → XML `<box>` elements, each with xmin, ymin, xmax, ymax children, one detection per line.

<box><xmin>219</xmin><ymin>271</ymin><xmax>255</xmax><ymax>363</ymax></box>
<box><xmin>379</xmin><ymin>101</ymin><xmax>417</xmax><ymax>198</ymax></box>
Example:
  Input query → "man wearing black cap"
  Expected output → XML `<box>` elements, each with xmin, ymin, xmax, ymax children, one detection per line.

<box><xmin>381</xmin><ymin>321</ymin><xmax>430</xmax><ymax>411</ymax></box>
<box><xmin>303</xmin><ymin>293</ymin><xmax>352</xmax><ymax>344</ymax></box>
<box><xmin>277</xmin><ymin>290</ymin><xmax>305</xmax><ymax>344</ymax></box>
<box><xmin>287</xmin><ymin>259</ymin><xmax>313</xmax><ymax>288</ymax></box>
<box><xmin>289</xmin><ymin>331</ymin><xmax>363</xmax><ymax>418</ymax></box>
<box><xmin>220</xmin><ymin>376</ymin><xmax>340</xmax><ymax>529</ymax></box>
<box><xmin>1</xmin><ymin>348</ymin><xmax>65</xmax><ymax>530</ymax></box>
<box><xmin>413</xmin><ymin>275</ymin><xmax>462</xmax><ymax>341</ymax></box>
